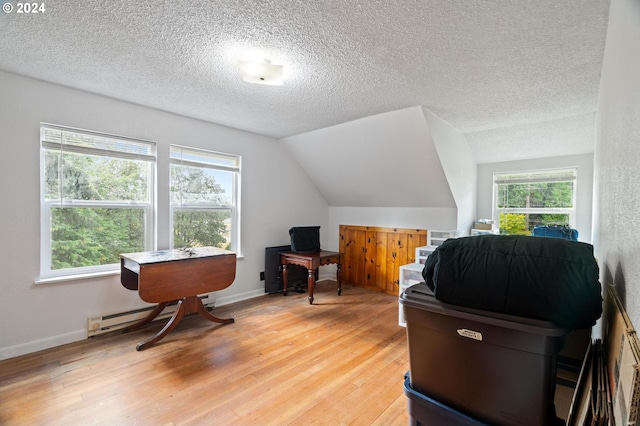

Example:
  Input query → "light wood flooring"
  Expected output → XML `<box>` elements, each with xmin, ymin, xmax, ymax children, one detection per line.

<box><xmin>0</xmin><ymin>282</ymin><xmax>409</xmax><ymax>425</ymax></box>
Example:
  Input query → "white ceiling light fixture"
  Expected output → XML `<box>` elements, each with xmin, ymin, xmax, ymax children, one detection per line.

<box><xmin>238</xmin><ymin>58</ymin><xmax>284</xmax><ymax>85</ymax></box>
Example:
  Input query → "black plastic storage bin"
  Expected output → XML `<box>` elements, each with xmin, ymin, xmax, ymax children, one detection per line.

<box><xmin>400</xmin><ymin>283</ymin><xmax>569</xmax><ymax>426</ymax></box>
<box><xmin>404</xmin><ymin>373</ymin><xmax>489</xmax><ymax>426</ymax></box>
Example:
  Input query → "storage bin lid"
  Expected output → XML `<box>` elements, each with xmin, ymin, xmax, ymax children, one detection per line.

<box><xmin>400</xmin><ymin>283</ymin><xmax>569</xmax><ymax>337</ymax></box>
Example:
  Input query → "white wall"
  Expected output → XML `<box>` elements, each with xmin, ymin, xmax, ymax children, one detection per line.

<box><xmin>476</xmin><ymin>154</ymin><xmax>595</xmax><ymax>243</ymax></box>
<box><xmin>281</xmin><ymin>106</ymin><xmax>456</xmax><ymax>209</ymax></box>
<box><xmin>422</xmin><ymin>108</ymin><xmax>478</xmax><ymax>234</ymax></box>
<box><xmin>283</xmin><ymin>106</ymin><xmax>459</xmax><ymax>249</ymax></box>
<box><xmin>594</xmin><ymin>0</ymin><xmax>640</xmax><ymax>328</ymax></box>
<box><xmin>0</xmin><ymin>71</ymin><xmax>328</xmax><ymax>359</ymax></box>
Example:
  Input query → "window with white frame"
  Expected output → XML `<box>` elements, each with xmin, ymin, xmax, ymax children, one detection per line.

<box><xmin>493</xmin><ymin>168</ymin><xmax>576</xmax><ymax>235</ymax></box>
<box><xmin>40</xmin><ymin>124</ymin><xmax>156</xmax><ymax>279</ymax></box>
<box><xmin>170</xmin><ymin>145</ymin><xmax>241</xmax><ymax>253</ymax></box>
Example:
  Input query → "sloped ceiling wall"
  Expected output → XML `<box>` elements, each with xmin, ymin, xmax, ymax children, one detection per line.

<box><xmin>423</xmin><ymin>108</ymin><xmax>477</xmax><ymax>230</ymax></box>
<box><xmin>280</xmin><ymin>106</ymin><xmax>455</xmax><ymax>208</ymax></box>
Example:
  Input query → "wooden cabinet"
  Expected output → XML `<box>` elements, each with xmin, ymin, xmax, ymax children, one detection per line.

<box><xmin>339</xmin><ymin>225</ymin><xmax>427</xmax><ymax>296</ymax></box>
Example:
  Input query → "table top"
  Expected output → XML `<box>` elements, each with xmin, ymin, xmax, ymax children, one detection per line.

<box><xmin>121</xmin><ymin>247</ymin><xmax>235</xmax><ymax>265</ymax></box>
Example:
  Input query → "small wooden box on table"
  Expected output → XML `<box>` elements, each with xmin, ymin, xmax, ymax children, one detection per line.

<box><xmin>279</xmin><ymin>250</ymin><xmax>342</xmax><ymax>304</ymax></box>
<box><xmin>120</xmin><ymin>247</ymin><xmax>236</xmax><ymax>351</ymax></box>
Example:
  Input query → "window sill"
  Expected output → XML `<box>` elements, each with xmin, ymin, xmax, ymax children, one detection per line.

<box><xmin>35</xmin><ymin>269</ymin><xmax>120</xmax><ymax>285</ymax></box>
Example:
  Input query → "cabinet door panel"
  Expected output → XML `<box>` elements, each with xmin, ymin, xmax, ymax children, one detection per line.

<box><xmin>384</xmin><ymin>233</ymin><xmax>408</xmax><ymax>294</ymax></box>
<box><xmin>406</xmin><ymin>232</ymin><xmax>428</xmax><ymax>263</ymax></box>
<box><xmin>339</xmin><ymin>226</ymin><xmax>366</xmax><ymax>286</ymax></box>
<box><xmin>367</xmin><ymin>231</ymin><xmax>389</xmax><ymax>291</ymax></box>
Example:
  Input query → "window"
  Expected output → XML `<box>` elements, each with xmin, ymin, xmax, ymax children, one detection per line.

<box><xmin>170</xmin><ymin>145</ymin><xmax>241</xmax><ymax>253</ymax></box>
<box><xmin>40</xmin><ymin>124</ymin><xmax>156</xmax><ymax>279</ymax></box>
<box><xmin>493</xmin><ymin>168</ymin><xmax>576</xmax><ymax>235</ymax></box>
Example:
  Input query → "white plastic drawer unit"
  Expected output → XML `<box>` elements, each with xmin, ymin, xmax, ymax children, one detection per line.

<box><xmin>428</xmin><ymin>230</ymin><xmax>457</xmax><ymax>247</ymax></box>
<box><xmin>415</xmin><ymin>245</ymin><xmax>437</xmax><ymax>265</ymax></box>
<box><xmin>399</xmin><ymin>263</ymin><xmax>429</xmax><ymax>327</ymax></box>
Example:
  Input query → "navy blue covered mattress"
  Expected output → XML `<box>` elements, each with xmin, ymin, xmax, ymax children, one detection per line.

<box><xmin>422</xmin><ymin>235</ymin><xmax>602</xmax><ymax>329</ymax></box>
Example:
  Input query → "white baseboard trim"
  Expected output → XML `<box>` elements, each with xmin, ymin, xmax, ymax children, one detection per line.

<box><xmin>0</xmin><ymin>329</ymin><xmax>86</xmax><ymax>361</ymax></box>
<box><xmin>1</xmin><ymin>283</ymin><xmax>330</xmax><ymax>361</ymax></box>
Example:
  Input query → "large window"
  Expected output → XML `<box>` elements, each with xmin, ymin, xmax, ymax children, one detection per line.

<box><xmin>170</xmin><ymin>145</ymin><xmax>241</xmax><ymax>252</ymax></box>
<box><xmin>40</xmin><ymin>124</ymin><xmax>156</xmax><ymax>279</ymax></box>
<box><xmin>493</xmin><ymin>168</ymin><xmax>576</xmax><ymax>235</ymax></box>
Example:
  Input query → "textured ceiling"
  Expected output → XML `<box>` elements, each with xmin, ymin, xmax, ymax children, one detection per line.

<box><xmin>0</xmin><ymin>0</ymin><xmax>610</xmax><ymax>163</ymax></box>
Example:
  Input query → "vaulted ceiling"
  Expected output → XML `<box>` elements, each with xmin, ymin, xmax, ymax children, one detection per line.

<box><xmin>0</xmin><ymin>0</ymin><xmax>610</xmax><ymax>163</ymax></box>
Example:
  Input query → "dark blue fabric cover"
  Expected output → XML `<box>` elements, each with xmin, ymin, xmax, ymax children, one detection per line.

<box><xmin>422</xmin><ymin>235</ymin><xmax>602</xmax><ymax>328</ymax></box>
<box><xmin>532</xmin><ymin>225</ymin><xmax>578</xmax><ymax>241</ymax></box>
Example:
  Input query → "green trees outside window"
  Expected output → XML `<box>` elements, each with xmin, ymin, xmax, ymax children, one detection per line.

<box><xmin>170</xmin><ymin>166</ymin><xmax>232</xmax><ymax>250</ymax></box>
<box><xmin>172</xmin><ymin>210</ymin><xmax>231</xmax><ymax>250</ymax></box>
<box><xmin>494</xmin><ymin>169</ymin><xmax>576</xmax><ymax>235</ymax></box>
<box><xmin>51</xmin><ymin>207</ymin><xmax>145</xmax><ymax>269</ymax></box>
<box><xmin>41</xmin><ymin>128</ymin><xmax>241</xmax><ymax>280</ymax></box>
<box><xmin>170</xmin><ymin>145</ymin><xmax>239</xmax><ymax>252</ymax></box>
<box><xmin>44</xmin><ymin>150</ymin><xmax>152</xmax><ymax>270</ymax></box>
<box><xmin>41</xmin><ymin>125</ymin><xmax>155</xmax><ymax>277</ymax></box>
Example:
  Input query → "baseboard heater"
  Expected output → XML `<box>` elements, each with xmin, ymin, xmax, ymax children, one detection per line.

<box><xmin>87</xmin><ymin>294</ymin><xmax>215</xmax><ymax>337</ymax></box>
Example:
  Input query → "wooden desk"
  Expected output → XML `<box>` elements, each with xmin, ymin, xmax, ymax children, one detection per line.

<box><xmin>280</xmin><ymin>251</ymin><xmax>342</xmax><ymax>304</ymax></box>
<box><xmin>120</xmin><ymin>247</ymin><xmax>236</xmax><ymax>351</ymax></box>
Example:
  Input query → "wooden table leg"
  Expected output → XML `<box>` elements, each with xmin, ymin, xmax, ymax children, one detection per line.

<box><xmin>122</xmin><ymin>302</ymin><xmax>169</xmax><ymax>334</ymax></box>
<box><xmin>336</xmin><ymin>263</ymin><xmax>342</xmax><ymax>295</ymax></box>
<box><xmin>307</xmin><ymin>268</ymin><xmax>315</xmax><ymax>304</ymax></box>
<box><xmin>194</xmin><ymin>297</ymin><xmax>235</xmax><ymax>325</ymax></box>
<box><xmin>282</xmin><ymin>264</ymin><xmax>289</xmax><ymax>296</ymax></box>
<box><xmin>135</xmin><ymin>296</ymin><xmax>234</xmax><ymax>351</ymax></box>
<box><xmin>136</xmin><ymin>299</ymin><xmax>186</xmax><ymax>351</ymax></box>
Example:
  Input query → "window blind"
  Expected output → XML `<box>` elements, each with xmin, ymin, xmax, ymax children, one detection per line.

<box><xmin>41</xmin><ymin>123</ymin><xmax>156</xmax><ymax>162</ymax></box>
<box><xmin>170</xmin><ymin>145</ymin><xmax>240</xmax><ymax>172</ymax></box>
<box><xmin>494</xmin><ymin>168</ymin><xmax>576</xmax><ymax>185</ymax></box>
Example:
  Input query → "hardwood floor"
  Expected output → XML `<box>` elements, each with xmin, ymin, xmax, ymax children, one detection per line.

<box><xmin>0</xmin><ymin>282</ymin><xmax>409</xmax><ymax>425</ymax></box>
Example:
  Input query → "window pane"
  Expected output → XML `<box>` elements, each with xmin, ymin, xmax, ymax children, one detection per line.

<box><xmin>50</xmin><ymin>207</ymin><xmax>146</xmax><ymax>270</ymax></box>
<box><xmin>529</xmin><ymin>213</ymin><xmax>571</xmax><ymax>228</ymax></box>
<box><xmin>499</xmin><ymin>213</ymin><xmax>531</xmax><ymax>235</ymax></box>
<box><xmin>41</xmin><ymin>124</ymin><xmax>155</xmax><ymax>279</ymax></box>
<box><xmin>44</xmin><ymin>149</ymin><xmax>61</xmax><ymax>199</ymax></box>
<box><xmin>170</xmin><ymin>164</ymin><xmax>232</xmax><ymax>205</ymax></box>
<box><xmin>499</xmin><ymin>213</ymin><xmax>571</xmax><ymax>235</ymax></box>
<box><xmin>173</xmin><ymin>209</ymin><xmax>231</xmax><ymax>249</ymax></box>
<box><xmin>497</xmin><ymin>181</ymin><xmax>574</xmax><ymax>209</ymax></box>
<box><xmin>169</xmin><ymin>144</ymin><xmax>239</xmax><ymax>253</ymax></box>
<box><xmin>494</xmin><ymin>168</ymin><xmax>576</xmax><ymax>237</ymax></box>
<box><xmin>44</xmin><ymin>149</ymin><xmax>150</xmax><ymax>202</ymax></box>
<box><xmin>62</xmin><ymin>152</ymin><xmax>149</xmax><ymax>202</ymax></box>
